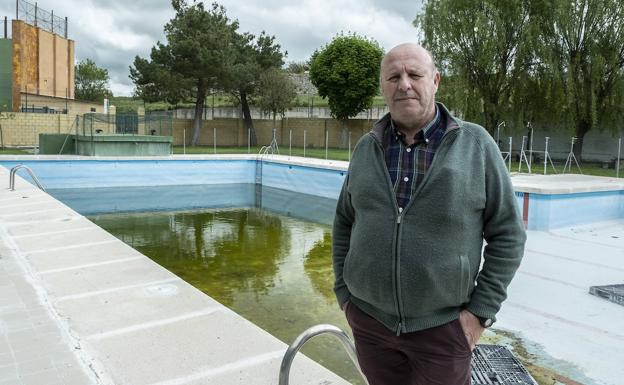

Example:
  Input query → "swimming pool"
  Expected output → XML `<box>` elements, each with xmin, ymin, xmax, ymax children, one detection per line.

<box><xmin>5</xmin><ymin>154</ymin><xmax>620</xmax><ymax>383</ymax></box>
<box><xmin>2</xmin><ymin>156</ymin><xmax>623</xmax><ymax>230</ymax></box>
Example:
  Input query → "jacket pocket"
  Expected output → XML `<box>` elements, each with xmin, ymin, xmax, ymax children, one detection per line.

<box><xmin>400</xmin><ymin>253</ymin><xmax>473</xmax><ymax>317</ymax></box>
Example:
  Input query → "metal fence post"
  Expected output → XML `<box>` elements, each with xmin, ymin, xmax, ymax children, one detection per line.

<box><xmin>508</xmin><ymin>137</ymin><xmax>512</xmax><ymax>172</ymax></box>
<box><xmin>289</xmin><ymin>129</ymin><xmax>292</xmax><ymax>159</ymax></box>
<box><xmin>544</xmin><ymin>137</ymin><xmax>549</xmax><ymax>175</ymax></box>
<box><xmin>183</xmin><ymin>128</ymin><xmax>186</xmax><ymax>155</ymax></box>
<box><xmin>248</xmin><ymin>128</ymin><xmax>250</xmax><ymax>154</ymax></box>
<box><xmin>348</xmin><ymin>131</ymin><xmax>351</xmax><ymax>162</ymax></box>
<box><xmin>617</xmin><ymin>137</ymin><xmax>621</xmax><ymax>178</ymax></box>
<box><xmin>213</xmin><ymin>127</ymin><xmax>216</xmax><ymax>154</ymax></box>
<box><xmin>303</xmin><ymin>130</ymin><xmax>307</xmax><ymax>158</ymax></box>
<box><xmin>325</xmin><ymin>130</ymin><xmax>328</xmax><ymax>160</ymax></box>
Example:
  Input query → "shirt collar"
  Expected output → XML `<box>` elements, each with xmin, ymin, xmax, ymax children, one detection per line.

<box><xmin>390</xmin><ymin>106</ymin><xmax>440</xmax><ymax>143</ymax></box>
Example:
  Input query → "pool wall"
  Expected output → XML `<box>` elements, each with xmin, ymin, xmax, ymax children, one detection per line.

<box><xmin>2</xmin><ymin>155</ymin><xmax>624</xmax><ymax>230</ymax></box>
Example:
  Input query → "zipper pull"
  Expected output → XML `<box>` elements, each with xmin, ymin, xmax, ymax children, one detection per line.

<box><xmin>397</xmin><ymin>215</ymin><xmax>402</xmax><ymax>224</ymax></box>
<box><xmin>396</xmin><ymin>322</ymin><xmax>402</xmax><ymax>336</ymax></box>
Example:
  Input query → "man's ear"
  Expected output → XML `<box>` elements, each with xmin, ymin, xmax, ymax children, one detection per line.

<box><xmin>433</xmin><ymin>71</ymin><xmax>440</xmax><ymax>92</ymax></box>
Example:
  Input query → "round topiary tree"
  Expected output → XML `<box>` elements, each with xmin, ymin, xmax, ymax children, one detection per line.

<box><xmin>309</xmin><ymin>33</ymin><xmax>384</xmax><ymax>148</ymax></box>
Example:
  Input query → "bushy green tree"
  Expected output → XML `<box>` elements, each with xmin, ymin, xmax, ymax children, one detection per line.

<box><xmin>75</xmin><ymin>59</ymin><xmax>111</xmax><ymax>102</ymax></box>
<box><xmin>537</xmin><ymin>0</ymin><xmax>624</xmax><ymax>160</ymax></box>
<box><xmin>416</xmin><ymin>0</ymin><xmax>536</xmax><ymax>134</ymax></box>
<box><xmin>309</xmin><ymin>33</ymin><xmax>384</xmax><ymax>148</ymax></box>
<box><xmin>222</xmin><ymin>31</ymin><xmax>286</xmax><ymax>146</ymax></box>
<box><xmin>256</xmin><ymin>68</ymin><xmax>297</xmax><ymax>130</ymax></box>
<box><xmin>130</xmin><ymin>1</ymin><xmax>237</xmax><ymax>145</ymax></box>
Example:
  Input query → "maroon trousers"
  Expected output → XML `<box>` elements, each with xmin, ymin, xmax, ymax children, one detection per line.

<box><xmin>345</xmin><ymin>302</ymin><xmax>472</xmax><ymax>385</ymax></box>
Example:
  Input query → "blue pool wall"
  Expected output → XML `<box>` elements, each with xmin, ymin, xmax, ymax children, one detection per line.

<box><xmin>525</xmin><ymin>190</ymin><xmax>624</xmax><ymax>230</ymax></box>
<box><xmin>2</xmin><ymin>158</ymin><xmax>623</xmax><ymax>230</ymax></box>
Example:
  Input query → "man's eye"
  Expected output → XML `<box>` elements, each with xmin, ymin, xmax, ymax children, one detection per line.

<box><xmin>387</xmin><ymin>76</ymin><xmax>399</xmax><ymax>82</ymax></box>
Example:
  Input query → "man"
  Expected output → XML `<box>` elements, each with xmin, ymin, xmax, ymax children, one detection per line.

<box><xmin>332</xmin><ymin>43</ymin><xmax>526</xmax><ymax>385</ymax></box>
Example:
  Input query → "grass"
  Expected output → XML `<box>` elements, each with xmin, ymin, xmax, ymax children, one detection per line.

<box><xmin>172</xmin><ymin>146</ymin><xmax>352</xmax><ymax>161</ymax></box>
<box><xmin>0</xmin><ymin>148</ymin><xmax>30</xmax><ymax>155</ymax></box>
<box><xmin>3</xmin><ymin>144</ymin><xmax>620</xmax><ymax>177</ymax></box>
<box><xmin>508</xmin><ymin>160</ymin><xmax>621</xmax><ymax>177</ymax></box>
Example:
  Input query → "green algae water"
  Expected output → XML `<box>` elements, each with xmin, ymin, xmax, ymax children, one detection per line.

<box><xmin>88</xmin><ymin>206</ymin><xmax>363</xmax><ymax>384</ymax></box>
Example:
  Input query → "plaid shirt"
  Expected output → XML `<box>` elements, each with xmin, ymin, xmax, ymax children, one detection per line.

<box><xmin>384</xmin><ymin>107</ymin><xmax>446</xmax><ymax>212</ymax></box>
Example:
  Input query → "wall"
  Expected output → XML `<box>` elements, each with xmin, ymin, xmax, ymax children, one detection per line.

<box><xmin>0</xmin><ymin>111</ymin><xmax>73</xmax><ymax>147</ymax></box>
<box><xmin>172</xmin><ymin>117</ymin><xmax>374</xmax><ymax>148</ymax></box>
<box><xmin>11</xmin><ymin>20</ymin><xmax>74</xmax><ymax>111</ymax></box>
<box><xmin>0</xmin><ymin>39</ymin><xmax>12</xmax><ymax>111</ymax></box>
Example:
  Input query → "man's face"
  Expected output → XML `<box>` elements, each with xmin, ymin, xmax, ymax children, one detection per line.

<box><xmin>381</xmin><ymin>45</ymin><xmax>440</xmax><ymax>131</ymax></box>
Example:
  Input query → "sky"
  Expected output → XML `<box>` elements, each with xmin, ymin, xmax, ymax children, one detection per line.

<box><xmin>1</xmin><ymin>0</ymin><xmax>423</xmax><ymax>96</ymax></box>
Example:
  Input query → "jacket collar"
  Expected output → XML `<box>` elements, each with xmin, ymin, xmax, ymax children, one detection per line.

<box><xmin>370</xmin><ymin>102</ymin><xmax>460</xmax><ymax>144</ymax></box>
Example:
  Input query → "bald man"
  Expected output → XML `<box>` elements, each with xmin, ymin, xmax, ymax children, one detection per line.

<box><xmin>332</xmin><ymin>43</ymin><xmax>526</xmax><ymax>385</ymax></box>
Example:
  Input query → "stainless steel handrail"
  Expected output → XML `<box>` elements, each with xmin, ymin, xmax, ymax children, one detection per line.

<box><xmin>9</xmin><ymin>165</ymin><xmax>45</xmax><ymax>191</ymax></box>
<box><xmin>278</xmin><ymin>324</ymin><xmax>369</xmax><ymax>385</ymax></box>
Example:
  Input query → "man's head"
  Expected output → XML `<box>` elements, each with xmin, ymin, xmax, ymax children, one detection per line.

<box><xmin>380</xmin><ymin>43</ymin><xmax>440</xmax><ymax>132</ymax></box>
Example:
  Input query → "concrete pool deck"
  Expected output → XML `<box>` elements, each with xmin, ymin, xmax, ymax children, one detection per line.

<box><xmin>0</xmin><ymin>166</ymin><xmax>349</xmax><ymax>385</ymax></box>
<box><xmin>1</xmin><ymin>155</ymin><xmax>623</xmax><ymax>385</ymax></box>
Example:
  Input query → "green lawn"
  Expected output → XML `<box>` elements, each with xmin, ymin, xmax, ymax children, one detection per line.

<box><xmin>2</xmin><ymin>144</ymin><xmax>620</xmax><ymax>177</ymax></box>
<box><xmin>173</xmin><ymin>146</ymin><xmax>353</xmax><ymax>161</ymax></box>
<box><xmin>0</xmin><ymin>148</ymin><xmax>30</xmax><ymax>155</ymax></box>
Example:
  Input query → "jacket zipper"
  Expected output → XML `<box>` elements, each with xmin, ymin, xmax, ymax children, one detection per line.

<box><xmin>370</xmin><ymin>128</ymin><xmax>458</xmax><ymax>336</ymax></box>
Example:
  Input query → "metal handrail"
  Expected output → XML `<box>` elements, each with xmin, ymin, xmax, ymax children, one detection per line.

<box><xmin>278</xmin><ymin>324</ymin><xmax>369</xmax><ymax>385</ymax></box>
<box><xmin>9</xmin><ymin>165</ymin><xmax>45</xmax><ymax>191</ymax></box>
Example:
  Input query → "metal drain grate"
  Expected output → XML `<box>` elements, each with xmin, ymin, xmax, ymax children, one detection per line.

<box><xmin>589</xmin><ymin>284</ymin><xmax>624</xmax><ymax>306</ymax></box>
<box><xmin>472</xmin><ymin>345</ymin><xmax>537</xmax><ymax>385</ymax></box>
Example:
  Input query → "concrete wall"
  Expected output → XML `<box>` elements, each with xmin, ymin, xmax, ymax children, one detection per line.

<box><xmin>0</xmin><ymin>111</ymin><xmax>73</xmax><ymax>147</ymax></box>
<box><xmin>171</xmin><ymin>118</ymin><xmax>372</xmax><ymax>148</ymax></box>
<box><xmin>10</xmin><ymin>20</ymin><xmax>74</xmax><ymax>111</ymax></box>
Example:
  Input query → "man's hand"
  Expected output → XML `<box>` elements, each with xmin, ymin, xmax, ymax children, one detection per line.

<box><xmin>458</xmin><ymin>310</ymin><xmax>484</xmax><ymax>351</ymax></box>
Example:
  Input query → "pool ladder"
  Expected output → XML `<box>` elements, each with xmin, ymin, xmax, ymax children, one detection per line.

<box><xmin>278</xmin><ymin>324</ymin><xmax>369</xmax><ymax>385</ymax></box>
<box><xmin>8</xmin><ymin>165</ymin><xmax>46</xmax><ymax>192</ymax></box>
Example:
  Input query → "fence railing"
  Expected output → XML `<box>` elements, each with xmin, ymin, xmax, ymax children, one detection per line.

<box><xmin>16</xmin><ymin>0</ymin><xmax>67</xmax><ymax>38</ymax></box>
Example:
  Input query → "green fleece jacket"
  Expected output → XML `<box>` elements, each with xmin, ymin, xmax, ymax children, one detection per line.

<box><xmin>332</xmin><ymin>103</ymin><xmax>526</xmax><ymax>334</ymax></box>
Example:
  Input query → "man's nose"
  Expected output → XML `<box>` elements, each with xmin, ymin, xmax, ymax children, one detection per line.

<box><xmin>398</xmin><ymin>74</ymin><xmax>412</xmax><ymax>92</ymax></box>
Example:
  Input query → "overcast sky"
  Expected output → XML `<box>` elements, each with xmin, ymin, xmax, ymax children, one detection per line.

<box><xmin>1</xmin><ymin>0</ymin><xmax>423</xmax><ymax>96</ymax></box>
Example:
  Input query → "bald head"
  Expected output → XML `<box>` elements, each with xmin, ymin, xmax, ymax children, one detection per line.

<box><xmin>382</xmin><ymin>43</ymin><xmax>437</xmax><ymax>75</ymax></box>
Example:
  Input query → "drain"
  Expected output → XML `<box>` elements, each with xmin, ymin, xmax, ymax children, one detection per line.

<box><xmin>472</xmin><ymin>345</ymin><xmax>537</xmax><ymax>385</ymax></box>
<box><xmin>589</xmin><ymin>284</ymin><xmax>624</xmax><ymax>306</ymax></box>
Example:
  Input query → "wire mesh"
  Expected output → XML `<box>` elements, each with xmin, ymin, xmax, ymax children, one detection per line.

<box><xmin>17</xmin><ymin>0</ymin><xmax>67</xmax><ymax>37</ymax></box>
<box><xmin>471</xmin><ymin>345</ymin><xmax>537</xmax><ymax>385</ymax></box>
<box><xmin>589</xmin><ymin>284</ymin><xmax>624</xmax><ymax>306</ymax></box>
<box><xmin>78</xmin><ymin>112</ymin><xmax>174</xmax><ymax>137</ymax></box>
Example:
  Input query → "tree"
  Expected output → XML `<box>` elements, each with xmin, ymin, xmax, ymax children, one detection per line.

<box><xmin>286</xmin><ymin>61</ymin><xmax>309</xmax><ymax>74</ymax></box>
<box><xmin>309</xmin><ymin>34</ymin><xmax>384</xmax><ymax>148</ymax></box>
<box><xmin>256</xmin><ymin>68</ymin><xmax>297</xmax><ymax>131</ymax></box>
<box><xmin>75</xmin><ymin>59</ymin><xmax>111</xmax><ymax>102</ymax></box>
<box><xmin>222</xmin><ymin>31</ymin><xmax>286</xmax><ymax>146</ymax></box>
<box><xmin>415</xmin><ymin>0</ymin><xmax>536</xmax><ymax>135</ymax></box>
<box><xmin>537</xmin><ymin>0</ymin><xmax>624</xmax><ymax>161</ymax></box>
<box><xmin>130</xmin><ymin>1</ymin><xmax>237</xmax><ymax>145</ymax></box>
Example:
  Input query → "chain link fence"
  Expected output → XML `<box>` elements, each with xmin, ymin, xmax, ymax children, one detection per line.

<box><xmin>17</xmin><ymin>0</ymin><xmax>67</xmax><ymax>37</ymax></box>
